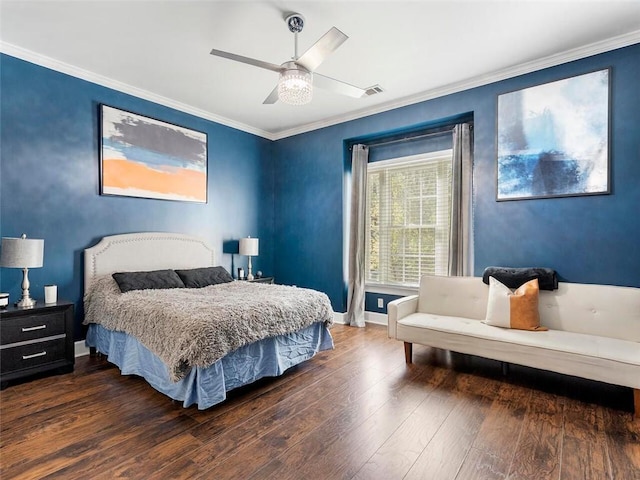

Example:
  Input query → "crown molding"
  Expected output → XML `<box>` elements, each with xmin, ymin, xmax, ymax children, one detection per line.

<box><xmin>270</xmin><ymin>30</ymin><xmax>640</xmax><ymax>140</ymax></box>
<box><xmin>0</xmin><ymin>42</ymin><xmax>277</xmax><ymax>141</ymax></box>
<box><xmin>2</xmin><ymin>30</ymin><xmax>639</xmax><ymax>142</ymax></box>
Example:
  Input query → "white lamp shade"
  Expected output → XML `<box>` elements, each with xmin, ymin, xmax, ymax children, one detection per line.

<box><xmin>239</xmin><ymin>237</ymin><xmax>259</xmax><ymax>256</ymax></box>
<box><xmin>0</xmin><ymin>236</ymin><xmax>44</xmax><ymax>268</ymax></box>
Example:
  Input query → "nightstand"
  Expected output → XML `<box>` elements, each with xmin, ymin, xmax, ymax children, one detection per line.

<box><xmin>248</xmin><ymin>276</ymin><xmax>274</xmax><ymax>284</ymax></box>
<box><xmin>0</xmin><ymin>300</ymin><xmax>75</xmax><ymax>389</ymax></box>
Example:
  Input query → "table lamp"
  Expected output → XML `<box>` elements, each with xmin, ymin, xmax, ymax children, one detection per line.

<box><xmin>0</xmin><ymin>234</ymin><xmax>44</xmax><ymax>308</ymax></box>
<box><xmin>239</xmin><ymin>237</ymin><xmax>259</xmax><ymax>281</ymax></box>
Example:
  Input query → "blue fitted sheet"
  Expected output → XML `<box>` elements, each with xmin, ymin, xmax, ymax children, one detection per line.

<box><xmin>85</xmin><ymin>322</ymin><xmax>333</xmax><ymax>410</ymax></box>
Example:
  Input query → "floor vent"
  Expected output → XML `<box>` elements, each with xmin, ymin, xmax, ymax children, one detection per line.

<box><xmin>364</xmin><ymin>85</ymin><xmax>384</xmax><ymax>96</ymax></box>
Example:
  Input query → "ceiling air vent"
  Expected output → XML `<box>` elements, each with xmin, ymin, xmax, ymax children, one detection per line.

<box><xmin>364</xmin><ymin>85</ymin><xmax>384</xmax><ymax>96</ymax></box>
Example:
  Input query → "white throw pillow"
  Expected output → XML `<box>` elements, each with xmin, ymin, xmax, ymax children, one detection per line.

<box><xmin>483</xmin><ymin>276</ymin><xmax>547</xmax><ymax>331</ymax></box>
<box><xmin>484</xmin><ymin>276</ymin><xmax>512</xmax><ymax>328</ymax></box>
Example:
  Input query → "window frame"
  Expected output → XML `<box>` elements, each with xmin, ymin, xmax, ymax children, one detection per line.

<box><xmin>365</xmin><ymin>149</ymin><xmax>454</xmax><ymax>289</ymax></box>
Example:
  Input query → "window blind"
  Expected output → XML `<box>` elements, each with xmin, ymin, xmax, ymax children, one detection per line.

<box><xmin>366</xmin><ymin>150</ymin><xmax>453</xmax><ymax>287</ymax></box>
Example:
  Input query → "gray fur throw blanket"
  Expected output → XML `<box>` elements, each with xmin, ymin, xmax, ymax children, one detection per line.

<box><xmin>84</xmin><ymin>276</ymin><xmax>333</xmax><ymax>382</ymax></box>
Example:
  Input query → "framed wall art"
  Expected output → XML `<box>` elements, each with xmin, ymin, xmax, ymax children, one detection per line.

<box><xmin>496</xmin><ymin>68</ymin><xmax>610</xmax><ymax>201</ymax></box>
<box><xmin>100</xmin><ymin>105</ymin><xmax>208</xmax><ymax>203</ymax></box>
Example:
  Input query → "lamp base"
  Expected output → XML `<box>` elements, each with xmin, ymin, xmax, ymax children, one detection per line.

<box><xmin>16</xmin><ymin>296</ymin><xmax>36</xmax><ymax>309</ymax></box>
<box><xmin>16</xmin><ymin>267</ymin><xmax>37</xmax><ymax>308</ymax></box>
<box><xmin>247</xmin><ymin>255</ymin><xmax>254</xmax><ymax>281</ymax></box>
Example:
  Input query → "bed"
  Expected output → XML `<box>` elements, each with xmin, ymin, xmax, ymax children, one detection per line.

<box><xmin>83</xmin><ymin>232</ymin><xmax>334</xmax><ymax>409</ymax></box>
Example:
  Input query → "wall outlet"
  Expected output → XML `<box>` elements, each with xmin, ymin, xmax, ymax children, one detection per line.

<box><xmin>377</xmin><ymin>298</ymin><xmax>384</xmax><ymax>308</ymax></box>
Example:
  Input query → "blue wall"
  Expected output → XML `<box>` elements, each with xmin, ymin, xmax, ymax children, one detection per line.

<box><xmin>272</xmin><ymin>44</ymin><xmax>640</xmax><ymax>313</ymax></box>
<box><xmin>2</xmin><ymin>43</ymin><xmax>639</xmax><ymax>335</ymax></box>
<box><xmin>0</xmin><ymin>55</ymin><xmax>274</xmax><ymax>338</ymax></box>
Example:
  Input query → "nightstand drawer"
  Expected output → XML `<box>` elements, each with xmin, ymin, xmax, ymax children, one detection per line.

<box><xmin>0</xmin><ymin>337</ymin><xmax>67</xmax><ymax>374</ymax></box>
<box><xmin>0</xmin><ymin>311</ymin><xmax>66</xmax><ymax>344</ymax></box>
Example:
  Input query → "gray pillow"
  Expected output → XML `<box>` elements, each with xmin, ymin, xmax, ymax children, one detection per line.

<box><xmin>175</xmin><ymin>266</ymin><xmax>234</xmax><ymax>288</ymax></box>
<box><xmin>112</xmin><ymin>269</ymin><xmax>186</xmax><ymax>293</ymax></box>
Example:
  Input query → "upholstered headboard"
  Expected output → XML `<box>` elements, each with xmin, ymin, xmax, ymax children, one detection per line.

<box><xmin>84</xmin><ymin>232</ymin><xmax>215</xmax><ymax>290</ymax></box>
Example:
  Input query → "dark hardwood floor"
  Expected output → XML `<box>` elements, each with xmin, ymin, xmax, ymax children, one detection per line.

<box><xmin>1</xmin><ymin>324</ymin><xmax>638</xmax><ymax>479</ymax></box>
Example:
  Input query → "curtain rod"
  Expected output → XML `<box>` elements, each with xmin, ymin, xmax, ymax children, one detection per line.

<box><xmin>362</xmin><ymin>127</ymin><xmax>455</xmax><ymax>149</ymax></box>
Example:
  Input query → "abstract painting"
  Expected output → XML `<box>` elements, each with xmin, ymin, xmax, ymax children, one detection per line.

<box><xmin>497</xmin><ymin>69</ymin><xmax>609</xmax><ymax>200</ymax></box>
<box><xmin>100</xmin><ymin>105</ymin><xmax>207</xmax><ymax>203</ymax></box>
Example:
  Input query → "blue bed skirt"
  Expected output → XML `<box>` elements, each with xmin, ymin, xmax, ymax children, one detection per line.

<box><xmin>86</xmin><ymin>322</ymin><xmax>334</xmax><ymax>410</ymax></box>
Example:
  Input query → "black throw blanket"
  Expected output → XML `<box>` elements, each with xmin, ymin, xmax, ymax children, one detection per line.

<box><xmin>482</xmin><ymin>266</ymin><xmax>558</xmax><ymax>291</ymax></box>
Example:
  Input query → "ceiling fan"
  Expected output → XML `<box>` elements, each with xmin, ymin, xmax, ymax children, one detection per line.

<box><xmin>210</xmin><ymin>13</ymin><xmax>369</xmax><ymax>105</ymax></box>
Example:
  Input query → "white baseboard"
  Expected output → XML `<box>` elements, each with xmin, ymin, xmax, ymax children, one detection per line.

<box><xmin>365</xmin><ymin>311</ymin><xmax>388</xmax><ymax>326</ymax></box>
<box><xmin>75</xmin><ymin>340</ymin><xmax>90</xmax><ymax>358</ymax></box>
<box><xmin>333</xmin><ymin>311</ymin><xmax>348</xmax><ymax>324</ymax></box>
<box><xmin>333</xmin><ymin>311</ymin><xmax>388</xmax><ymax>326</ymax></box>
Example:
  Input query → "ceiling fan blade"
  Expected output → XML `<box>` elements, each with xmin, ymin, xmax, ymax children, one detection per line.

<box><xmin>263</xmin><ymin>85</ymin><xmax>279</xmax><ymax>104</ymax></box>
<box><xmin>296</xmin><ymin>27</ymin><xmax>348</xmax><ymax>72</ymax></box>
<box><xmin>210</xmin><ymin>49</ymin><xmax>283</xmax><ymax>73</ymax></box>
<box><xmin>314</xmin><ymin>73</ymin><xmax>366</xmax><ymax>98</ymax></box>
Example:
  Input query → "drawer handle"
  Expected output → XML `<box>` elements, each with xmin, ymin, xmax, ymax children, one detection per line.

<box><xmin>22</xmin><ymin>325</ymin><xmax>47</xmax><ymax>332</ymax></box>
<box><xmin>22</xmin><ymin>351</ymin><xmax>47</xmax><ymax>360</ymax></box>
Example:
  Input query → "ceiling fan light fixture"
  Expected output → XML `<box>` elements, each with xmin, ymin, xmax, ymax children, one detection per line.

<box><xmin>278</xmin><ymin>66</ymin><xmax>313</xmax><ymax>105</ymax></box>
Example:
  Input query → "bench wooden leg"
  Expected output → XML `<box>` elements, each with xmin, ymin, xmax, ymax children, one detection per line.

<box><xmin>634</xmin><ymin>389</ymin><xmax>639</xmax><ymax>420</ymax></box>
<box><xmin>404</xmin><ymin>342</ymin><xmax>413</xmax><ymax>364</ymax></box>
<box><xmin>89</xmin><ymin>347</ymin><xmax>97</xmax><ymax>357</ymax></box>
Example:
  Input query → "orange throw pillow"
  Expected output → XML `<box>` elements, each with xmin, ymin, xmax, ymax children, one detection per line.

<box><xmin>484</xmin><ymin>277</ymin><xmax>547</xmax><ymax>331</ymax></box>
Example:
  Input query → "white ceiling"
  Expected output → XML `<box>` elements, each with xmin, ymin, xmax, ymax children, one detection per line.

<box><xmin>1</xmin><ymin>1</ymin><xmax>640</xmax><ymax>140</ymax></box>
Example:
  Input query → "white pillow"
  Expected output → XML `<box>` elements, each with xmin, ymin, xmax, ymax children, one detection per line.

<box><xmin>483</xmin><ymin>276</ymin><xmax>547</xmax><ymax>331</ymax></box>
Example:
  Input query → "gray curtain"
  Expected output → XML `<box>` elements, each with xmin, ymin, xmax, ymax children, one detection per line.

<box><xmin>346</xmin><ymin>144</ymin><xmax>368</xmax><ymax>327</ymax></box>
<box><xmin>449</xmin><ymin>123</ymin><xmax>474</xmax><ymax>276</ymax></box>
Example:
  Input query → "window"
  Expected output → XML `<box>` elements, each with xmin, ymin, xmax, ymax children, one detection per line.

<box><xmin>366</xmin><ymin>150</ymin><xmax>453</xmax><ymax>287</ymax></box>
